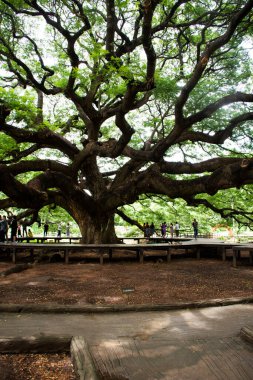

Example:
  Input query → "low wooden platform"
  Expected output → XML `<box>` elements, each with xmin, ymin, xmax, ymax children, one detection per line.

<box><xmin>232</xmin><ymin>245</ymin><xmax>253</xmax><ymax>267</ymax></box>
<box><xmin>16</xmin><ymin>236</ymin><xmax>82</xmax><ymax>243</ymax></box>
<box><xmin>16</xmin><ymin>236</ymin><xmax>190</xmax><ymax>244</ymax></box>
<box><xmin>0</xmin><ymin>241</ymin><xmax>240</xmax><ymax>265</ymax></box>
<box><xmin>119</xmin><ymin>236</ymin><xmax>192</xmax><ymax>243</ymax></box>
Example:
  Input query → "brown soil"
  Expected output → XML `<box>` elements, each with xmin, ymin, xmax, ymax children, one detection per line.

<box><xmin>0</xmin><ymin>256</ymin><xmax>253</xmax><ymax>306</ymax></box>
<box><xmin>0</xmin><ymin>252</ymin><xmax>253</xmax><ymax>379</ymax></box>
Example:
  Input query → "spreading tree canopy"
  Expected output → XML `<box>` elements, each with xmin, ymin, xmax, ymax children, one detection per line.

<box><xmin>0</xmin><ymin>0</ymin><xmax>253</xmax><ymax>242</ymax></box>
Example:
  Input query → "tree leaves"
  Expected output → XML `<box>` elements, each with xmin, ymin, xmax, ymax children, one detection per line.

<box><xmin>0</xmin><ymin>0</ymin><xmax>253</xmax><ymax>240</ymax></box>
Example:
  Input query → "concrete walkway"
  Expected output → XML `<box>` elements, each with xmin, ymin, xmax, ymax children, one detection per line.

<box><xmin>0</xmin><ymin>304</ymin><xmax>253</xmax><ymax>379</ymax></box>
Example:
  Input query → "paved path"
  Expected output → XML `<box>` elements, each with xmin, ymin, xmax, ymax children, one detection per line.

<box><xmin>0</xmin><ymin>304</ymin><xmax>253</xmax><ymax>379</ymax></box>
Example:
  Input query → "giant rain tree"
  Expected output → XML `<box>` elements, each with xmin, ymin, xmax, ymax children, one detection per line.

<box><xmin>0</xmin><ymin>0</ymin><xmax>253</xmax><ymax>242</ymax></box>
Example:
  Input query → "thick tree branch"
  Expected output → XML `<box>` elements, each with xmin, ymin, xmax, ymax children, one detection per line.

<box><xmin>186</xmin><ymin>93</ymin><xmax>253</xmax><ymax>126</ymax></box>
<box><xmin>116</xmin><ymin>208</ymin><xmax>144</xmax><ymax>230</ymax></box>
<box><xmin>188</xmin><ymin>197</ymin><xmax>253</xmax><ymax>225</ymax></box>
<box><xmin>1</xmin><ymin>124</ymin><xmax>79</xmax><ymax>159</ymax></box>
<box><xmin>0</xmin><ymin>165</ymin><xmax>48</xmax><ymax>208</ymax></box>
<box><xmin>174</xmin><ymin>0</ymin><xmax>253</xmax><ymax>123</ymax></box>
<box><xmin>137</xmin><ymin>159</ymin><xmax>253</xmax><ymax>200</ymax></box>
<box><xmin>157</xmin><ymin>157</ymin><xmax>246</xmax><ymax>174</ymax></box>
<box><xmin>7</xmin><ymin>160</ymin><xmax>71</xmax><ymax>176</ymax></box>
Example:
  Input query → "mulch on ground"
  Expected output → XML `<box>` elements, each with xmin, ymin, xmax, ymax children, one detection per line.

<box><xmin>0</xmin><ymin>257</ymin><xmax>253</xmax><ymax>305</ymax></box>
<box><xmin>0</xmin><ymin>353</ymin><xmax>75</xmax><ymax>380</ymax></box>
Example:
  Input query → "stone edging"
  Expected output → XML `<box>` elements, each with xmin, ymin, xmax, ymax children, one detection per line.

<box><xmin>240</xmin><ymin>326</ymin><xmax>253</xmax><ymax>344</ymax></box>
<box><xmin>0</xmin><ymin>296</ymin><xmax>253</xmax><ymax>314</ymax></box>
<box><xmin>71</xmin><ymin>336</ymin><xmax>99</xmax><ymax>380</ymax></box>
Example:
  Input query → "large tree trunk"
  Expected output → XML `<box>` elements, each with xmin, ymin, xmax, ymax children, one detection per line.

<box><xmin>65</xmin><ymin>201</ymin><xmax>119</xmax><ymax>243</ymax></box>
<box><xmin>78</xmin><ymin>214</ymin><xmax>119</xmax><ymax>243</ymax></box>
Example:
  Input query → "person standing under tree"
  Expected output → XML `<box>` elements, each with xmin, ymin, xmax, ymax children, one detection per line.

<box><xmin>0</xmin><ymin>215</ymin><xmax>8</xmax><ymax>241</ymax></box>
<box><xmin>17</xmin><ymin>223</ymin><xmax>22</xmax><ymax>238</ymax></box>
<box><xmin>44</xmin><ymin>222</ymin><xmax>49</xmax><ymax>236</ymax></box>
<box><xmin>10</xmin><ymin>215</ymin><xmax>18</xmax><ymax>242</ymax></box>
<box><xmin>192</xmin><ymin>218</ymin><xmax>198</xmax><ymax>239</ymax></box>
<box><xmin>145</xmin><ymin>222</ymin><xmax>150</xmax><ymax>238</ymax></box>
<box><xmin>175</xmin><ymin>222</ymin><xmax>180</xmax><ymax>237</ymax></box>
<box><xmin>22</xmin><ymin>219</ymin><xmax>28</xmax><ymax>237</ymax></box>
<box><xmin>170</xmin><ymin>223</ymin><xmax>174</xmax><ymax>238</ymax></box>
<box><xmin>1</xmin><ymin>216</ymin><xmax>8</xmax><ymax>242</ymax></box>
<box><xmin>66</xmin><ymin>222</ymin><xmax>70</xmax><ymax>237</ymax></box>
<box><xmin>161</xmin><ymin>222</ymin><xmax>167</xmax><ymax>238</ymax></box>
<box><xmin>150</xmin><ymin>222</ymin><xmax>155</xmax><ymax>236</ymax></box>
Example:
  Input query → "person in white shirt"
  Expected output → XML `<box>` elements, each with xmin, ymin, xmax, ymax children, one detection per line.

<box><xmin>175</xmin><ymin>222</ymin><xmax>180</xmax><ymax>237</ymax></box>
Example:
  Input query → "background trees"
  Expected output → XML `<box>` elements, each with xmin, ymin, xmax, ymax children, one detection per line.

<box><xmin>0</xmin><ymin>0</ymin><xmax>253</xmax><ymax>242</ymax></box>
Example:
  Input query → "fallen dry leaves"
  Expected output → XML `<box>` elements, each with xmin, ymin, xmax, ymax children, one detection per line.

<box><xmin>0</xmin><ymin>256</ymin><xmax>253</xmax><ymax>305</ymax></box>
<box><xmin>0</xmin><ymin>353</ymin><xmax>75</xmax><ymax>380</ymax></box>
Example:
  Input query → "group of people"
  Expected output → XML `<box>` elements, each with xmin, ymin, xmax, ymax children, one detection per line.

<box><xmin>0</xmin><ymin>215</ymin><xmax>21</xmax><ymax>242</ymax></box>
<box><xmin>0</xmin><ymin>215</ymin><xmax>33</xmax><ymax>242</ymax></box>
<box><xmin>44</xmin><ymin>222</ymin><xmax>71</xmax><ymax>237</ymax></box>
<box><xmin>143</xmin><ymin>222</ymin><xmax>155</xmax><ymax>237</ymax></box>
<box><xmin>43</xmin><ymin>221</ymin><xmax>71</xmax><ymax>237</ymax></box>
<box><xmin>143</xmin><ymin>221</ymin><xmax>181</xmax><ymax>238</ymax></box>
<box><xmin>56</xmin><ymin>222</ymin><xmax>70</xmax><ymax>237</ymax></box>
<box><xmin>143</xmin><ymin>219</ymin><xmax>199</xmax><ymax>239</ymax></box>
<box><xmin>160</xmin><ymin>222</ymin><xmax>180</xmax><ymax>238</ymax></box>
<box><xmin>0</xmin><ymin>215</ymin><xmax>72</xmax><ymax>242</ymax></box>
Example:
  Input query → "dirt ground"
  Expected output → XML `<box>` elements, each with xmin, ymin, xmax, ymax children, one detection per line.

<box><xmin>0</xmin><ymin>250</ymin><xmax>253</xmax><ymax>379</ymax></box>
<box><xmin>0</xmin><ymin>253</ymin><xmax>253</xmax><ymax>305</ymax></box>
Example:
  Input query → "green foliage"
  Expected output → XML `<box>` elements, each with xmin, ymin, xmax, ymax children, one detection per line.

<box><xmin>0</xmin><ymin>133</ymin><xmax>18</xmax><ymax>159</ymax></box>
<box><xmin>16</xmin><ymin>170</ymin><xmax>43</xmax><ymax>184</ymax></box>
<box><xmin>115</xmin><ymin>0</ymin><xmax>129</xmax><ymax>9</ymax></box>
<box><xmin>117</xmin><ymin>196</ymin><xmax>220</xmax><ymax>234</ymax></box>
<box><xmin>117</xmin><ymin>186</ymin><xmax>253</xmax><ymax>236</ymax></box>
<box><xmin>0</xmin><ymin>87</ymin><xmax>37</xmax><ymax>126</ymax></box>
<box><xmin>153</xmin><ymin>75</ymin><xmax>179</xmax><ymax>102</ymax></box>
<box><xmin>38</xmin><ymin>206</ymin><xmax>80</xmax><ymax>235</ymax></box>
